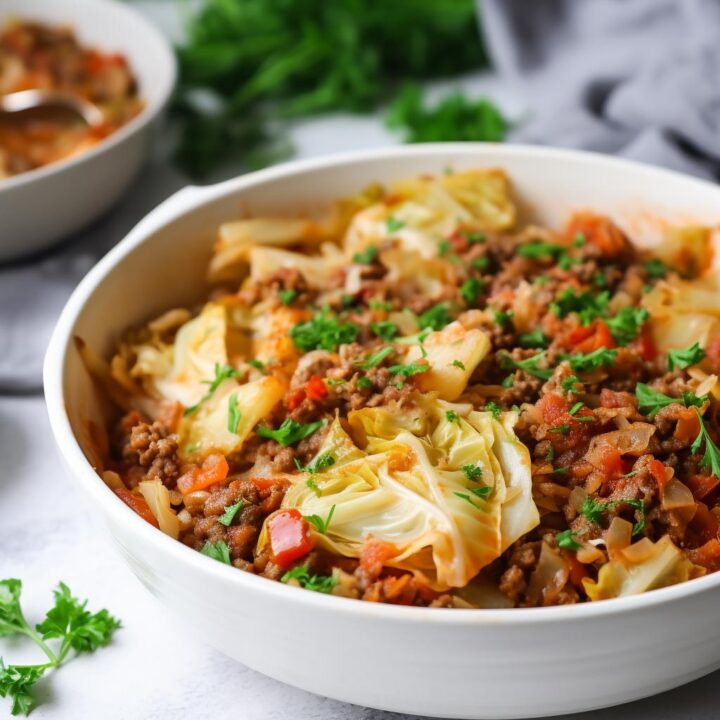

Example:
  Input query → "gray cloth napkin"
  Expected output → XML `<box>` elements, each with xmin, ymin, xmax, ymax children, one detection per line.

<box><xmin>480</xmin><ymin>0</ymin><xmax>720</xmax><ymax>180</ymax></box>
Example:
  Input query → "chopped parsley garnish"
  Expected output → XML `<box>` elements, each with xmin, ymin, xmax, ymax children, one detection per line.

<box><xmin>446</xmin><ymin>410</ymin><xmax>460</xmax><ymax>423</ymax></box>
<box><xmin>644</xmin><ymin>259</ymin><xmax>667</xmax><ymax>279</ymax></box>
<box><xmin>593</xmin><ymin>271</ymin><xmax>607</xmax><ymax>288</ymax></box>
<box><xmin>580</xmin><ymin>497</ymin><xmax>607</xmax><ymax>525</ymax></box>
<box><xmin>501</xmin><ymin>373</ymin><xmax>515</xmax><ymax>388</ymax></box>
<box><xmin>517</xmin><ymin>240</ymin><xmax>565</xmax><ymax>260</ymax></box>
<box><xmin>560</xmin><ymin>375</ymin><xmax>582</xmax><ymax>394</ymax></box>
<box><xmin>568</xmin><ymin>401</ymin><xmax>584</xmax><ymax>416</ymax></box>
<box><xmin>605</xmin><ymin>307</ymin><xmax>649</xmax><ymax>346</ymax></box>
<box><xmin>549</xmin><ymin>424</ymin><xmax>570</xmax><ymax>435</ymax></box>
<box><xmin>518</xmin><ymin>330</ymin><xmax>548</xmax><ymax>349</ymax></box>
<box><xmin>463</xmin><ymin>230</ymin><xmax>486</xmax><ymax>244</ymax></box>
<box><xmin>418</xmin><ymin>303</ymin><xmax>452</xmax><ymax>331</ymax></box>
<box><xmin>368</xmin><ymin>299</ymin><xmax>392</xmax><ymax>311</ymax></box>
<box><xmin>257</xmin><ymin>418</ymin><xmax>326</xmax><ymax>447</ymax></box>
<box><xmin>306</xmin><ymin>477</ymin><xmax>321</xmax><ymax>496</ymax></box>
<box><xmin>471</xmin><ymin>255</ymin><xmax>490</xmax><ymax>271</ymax></box>
<box><xmin>545</xmin><ymin>446</ymin><xmax>555</xmax><ymax>462</ymax></box>
<box><xmin>388</xmin><ymin>360</ymin><xmax>430</xmax><ymax>380</ymax></box>
<box><xmin>298</xmin><ymin>452</ymin><xmax>336</xmax><ymax>474</ymax></box>
<box><xmin>326</xmin><ymin>378</ymin><xmax>345</xmax><ymax>385</ymax></box>
<box><xmin>201</xmin><ymin>540</ymin><xmax>232</xmax><ymax>565</ymax></box>
<box><xmin>304</xmin><ymin>504</ymin><xmax>336</xmax><ymax>534</ymax></box>
<box><xmin>290</xmin><ymin>309</ymin><xmax>360</xmax><ymax>351</ymax></box>
<box><xmin>550</xmin><ymin>288</ymin><xmax>609</xmax><ymax>325</ymax></box>
<box><xmin>534</xmin><ymin>275</ymin><xmax>549</xmax><ymax>286</ymax></box>
<box><xmin>386</xmin><ymin>216</ymin><xmax>405</xmax><ymax>233</ymax></box>
<box><xmin>281</xmin><ymin>566</ymin><xmax>336</xmax><ymax>594</ymax></box>
<box><xmin>352</xmin><ymin>245</ymin><xmax>379</xmax><ymax>264</ymax></box>
<box><xmin>565</xmin><ymin>347</ymin><xmax>618</xmax><ymax>372</ymax></box>
<box><xmin>558</xmin><ymin>254</ymin><xmax>579</xmax><ymax>271</ymax></box>
<box><xmin>460</xmin><ymin>277</ymin><xmax>486</xmax><ymax>305</ymax></box>
<box><xmin>278</xmin><ymin>288</ymin><xmax>298</xmax><ymax>305</ymax></box>
<box><xmin>667</xmin><ymin>342</ymin><xmax>706</xmax><ymax>371</ymax></box>
<box><xmin>691</xmin><ymin>409</ymin><xmax>720</xmax><ymax>479</ymax></box>
<box><xmin>248</xmin><ymin>358</ymin><xmax>267</xmax><ymax>372</ymax></box>
<box><xmin>451</xmin><ymin>359</ymin><xmax>466</xmax><ymax>370</ymax></box>
<box><xmin>370</xmin><ymin>320</ymin><xmax>399</xmax><ymax>341</ymax></box>
<box><xmin>624</xmin><ymin>499</ymin><xmax>646</xmax><ymax>536</ymax></box>
<box><xmin>635</xmin><ymin>383</ymin><xmax>706</xmax><ymax>419</ymax></box>
<box><xmin>357</xmin><ymin>376</ymin><xmax>374</xmax><ymax>390</ymax></box>
<box><xmin>227</xmin><ymin>393</ymin><xmax>241</xmax><ymax>434</ymax></box>
<box><xmin>0</xmin><ymin>579</ymin><xmax>121</xmax><ymax>717</ymax></box>
<box><xmin>438</xmin><ymin>238</ymin><xmax>451</xmax><ymax>256</ymax></box>
<box><xmin>184</xmin><ymin>363</ymin><xmax>240</xmax><ymax>416</ymax></box>
<box><xmin>494</xmin><ymin>309</ymin><xmax>513</xmax><ymax>328</ymax></box>
<box><xmin>499</xmin><ymin>351</ymin><xmax>553</xmax><ymax>380</ymax></box>
<box><xmin>574</xmin><ymin>232</ymin><xmax>586</xmax><ymax>247</ymax></box>
<box><xmin>454</xmin><ymin>489</ymin><xmax>489</xmax><ymax>509</ymax></box>
<box><xmin>462</xmin><ymin>464</ymin><xmax>483</xmax><ymax>481</ymax></box>
<box><xmin>552</xmin><ymin>467</ymin><xmax>568</xmax><ymax>475</ymax></box>
<box><xmin>217</xmin><ymin>500</ymin><xmax>244</xmax><ymax>526</ymax></box>
<box><xmin>556</xmin><ymin>529</ymin><xmax>582</xmax><ymax>551</ymax></box>
<box><xmin>355</xmin><ymin>346</ymin><xmax>394</xmax><ymax>369</ymax></box>
<box><xmin>485</xmin><ymin>401</ymin><xmax>501</xmax><ymax>420</ymax></box>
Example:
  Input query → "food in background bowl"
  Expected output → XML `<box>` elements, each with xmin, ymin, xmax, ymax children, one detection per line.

<box><xmin>81</xmin><ymin>167</ymin><xmax>720</xmax><ymax>609</ymax></box>
<box><xmin>0</xmin><ymin>20</ymin><xmax>142</xmax><ymax>178</ymax></box>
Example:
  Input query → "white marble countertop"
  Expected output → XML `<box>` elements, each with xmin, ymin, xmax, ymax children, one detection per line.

<box><xmin>2</xmin><ymin>3</ymin><xmax>720</xmax><ymax>718</ymax></box>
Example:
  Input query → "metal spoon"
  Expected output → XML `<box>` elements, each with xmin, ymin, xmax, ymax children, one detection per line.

<box><xmin>0</xmin><ymin>89</ymin><xmax>105</xmax><ymax>127</ymax></box>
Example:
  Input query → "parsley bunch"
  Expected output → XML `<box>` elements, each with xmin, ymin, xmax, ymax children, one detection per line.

<box><xmin>290</xmin><ymin>310</ymin><xmax>359</xmax><ymax>351</ymax></box>
<box><xmin>174</xmin><ymin>0</ymin><xmax>487</xmax><ymax>176</ymax></box>
<box><xmin>0</xmin><ymin>580</ymin><xmax>120</xmax><ymax>716</ymax></box>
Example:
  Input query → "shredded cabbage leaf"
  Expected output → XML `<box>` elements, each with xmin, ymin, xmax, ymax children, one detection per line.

<box><xmin>583</xmin><ymin>536</ymin><xmax>699</xmax><ymax>601</ymax></box>
<box><xmin>266</xmin><ymin>398</ymin><xmax>538</xmax><ymax>590</ymax></box>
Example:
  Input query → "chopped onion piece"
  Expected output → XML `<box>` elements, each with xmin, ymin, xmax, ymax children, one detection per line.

<box><xmin>606</xmin><ymin>517</ymin><xmax>633</xmax><ymax>557</ymax></box>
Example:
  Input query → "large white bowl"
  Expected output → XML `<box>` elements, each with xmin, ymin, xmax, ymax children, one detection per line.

<box><xmin>44</xmin><ymin>145</ymin><xmax>720</xmax><ymax>719</ymax></box>
<box><xmin>0</xmin><ymin>0</ymin><xmax>176</xmax><ymax>261</ymax></box>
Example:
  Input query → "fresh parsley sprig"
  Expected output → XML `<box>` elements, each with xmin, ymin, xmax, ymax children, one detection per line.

<box><xmin>290</xmin><ymin>309</ymin><xmax>360</xmax><ymax>352</ymax></box>
<box><xmin>499</xmin><ymin>351</ymin><xmax>553</xmax><ymax>380</ymax></box>
<box><xmin>184</xmin><ymin>363</ymin><xmax>240</xmax><ymax>416</ymax></box>
<box><xmin>691</xmin><ymin>409</ymin><xmax>720</xmax><ymax>478</ymax></box>
<box><xmin>0</xmin><ymin>580</ymin><xmax>120</xmax><ymax>716</ymax></box>
<box><xmin>281</xmin><ymin>566</ymin><xmax>336</xmax><ymax>593</ymax></box>
<box><xmin>635</xmin><ymin>384</ymin><xmax>706</xmax><ymax>419</ymax></box>
<box><xmin>257</xmin><ymin>418</ymin><xmax>326</xmax><ymax>447</ymax></box>
<box><xmin>304</xmin><ymin>505</ymin><xmax>336</xmax><ymax>534</ymax></box>
<box><xmin>667</xmin><ymin>342</ymin><xmax>705</xmax><ymax>371</ymax></box>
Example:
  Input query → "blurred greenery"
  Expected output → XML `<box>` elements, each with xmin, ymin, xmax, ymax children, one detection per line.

<box><xmin>173</xmin><ymin>0</ymin><xmax>489</xmax><ymax>177</ymax></box>
<box><xmin>386</xmin><ymin>84</ymin><xmax>508</xmax><ymax>143</ymax></box>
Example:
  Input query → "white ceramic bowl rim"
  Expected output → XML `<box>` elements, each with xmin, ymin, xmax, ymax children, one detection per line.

<box><xmin>44</xmin><ymin>142</ymin><xmax>720</xmax><ymax>626</ymax></box>
<box><xmin>0</xmin><ymin>0</ymin><xmax>177</xmax><ymax>193</ymax></box>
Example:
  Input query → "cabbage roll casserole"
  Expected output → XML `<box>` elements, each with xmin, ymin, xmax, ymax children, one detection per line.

<box><xmin>87</xmin><ymin>168</ymin><xmax>720</xmax><ymax>608</ymax></box>
<box><xmin>0</xmin><ymin>20</ymin><xmax>142</xmax><ymax>178</ymax></box>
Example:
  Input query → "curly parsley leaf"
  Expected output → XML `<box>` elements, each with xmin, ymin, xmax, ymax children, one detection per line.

<box><xmin>201</xmin><ymin>540</ymin><xmax>232</xmax><ymax>565</ymax></box>
<box><xmin>691</xmin><ymin>409</ymin><xmax>720</xmax><ymax>479</ymax></box>
<box><xmin>281</xmin><ymin>566</ymin><xmax>336</xmax><ymax>593</ymax></box>
<box><xmin>290</xmin><ymin>310</ymin><xmax>360</xmax><ymax>351</ymax></box>
<box><xmin>217</xmin><ymin>500</ymin><xmax>244</xmax><ymax>527</ymax></box>
<box><xmin>278</xmin><ymin>288</ymin><xmax>298</xmax><ymax>305</ymax></box>
<box><xmin>418</xmin><ymin>303</ymin><xmax>452</xmax><ymax>331</ymax></box>
<box><xmin>485</xmin><ymin>401</ymin><xmax>501</xmax><ymax>420</ymax></box>
<box><xmin>550</xmin><ymin>288</ymin><xmax>610</xmax><ymax>325</ymax></box>
<box><xmin>460</xmin><ymin>277</ymin><xmax>486</xmax><ymax>306</ymax></box>
<box><xmin>644</xmin><ymin>259</ymin><xmax>667</xmax><ymax>279</ymax></box>
<box><xmin>296</xmin><ymin>452</ymin><xmax>336</xmax><ymax>474</ymax></box>
<box><xmin>462</xmin><ymin>464</ymin><xmax>483</xmax><ymax>482</ymax></box>
<box><xmin>556</xmin><ymin>529</ymin><xmax>582</xmax><ymax>551</ymax></box>
<box><xmin>667</xmin><ymin>342</ymin><xmax>706</xmax><ymax>371</ymax></box>
<box><xmin>352</xmin><ymin>245</ymin><xmax>379</xmax><ymax>265</ymax></box>
<box><xmin>184</xmin><ymin>363</ymin><xmax>240</xmax><ymax>416</ymax></box>
<box><xmin>304</xmin><ymin>505</ymin><xmax>336</xmax><ymax>535</ymax></box>
<box><xmin>518</xmin><ymin>330</ymin><xmax>548</xmax><ymax>349</ymax></box>
<box><xmin>605</xmin><ymin>307</ymin><xmax>649</xmax><ymax>346</ymax></box>
<box><xmin>370</xmin><ymin>320</ymin><xmax>398</xmax><ymax>341</ymax></box>
<box><xmin>257</xmin><ymin>418</ymin><xmax>326</xmax><ymax>447</ymax></box>
<box><xmin>499</xmin><ymin>351</ymin><xmax>553</xmax><ymax>380</ymax></box>
<box><xmin>0</xmin><ymin>580</ymin><xmax>120</xmax><ymax>716</ymax></box>
<box><xmin>635</xmin><ymin>384</ymin><xmax>705</xmax><ymax>419</ymax></box>
<box><xmin>564</xmin><ymin>347</ymin><xmax>618</xmax><ymax>373</ymax></box>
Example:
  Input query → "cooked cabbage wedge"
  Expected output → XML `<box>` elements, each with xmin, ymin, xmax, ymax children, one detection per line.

<box><xmin>131</xmin><ymin>302</ymin><xmax>228</xmax><ymax>407</ymax></box>
<box><xmin>265</xmin><ymin>398</ymin><xmax>538</xmax><ymax>590</ymax></box>
<box><xmin>583</xmin><ymin>536</ymin><xmax>699</xmax><ymax>601</ymax></box>
<box><xmin>404</xmin><ymin>323</ymin><xmax>491</xmax><ymax>401</ymax></box>
<box><xmin>178</xmin><ymin>376</ymin><xmax>285</xmax><ymax>459</ymax></box>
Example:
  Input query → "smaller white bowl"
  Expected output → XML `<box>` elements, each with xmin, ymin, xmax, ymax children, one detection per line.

<box><xmin>0</xmin><ymin>0</ymin><xmax>176</xmax><ymax>261</ymax></box>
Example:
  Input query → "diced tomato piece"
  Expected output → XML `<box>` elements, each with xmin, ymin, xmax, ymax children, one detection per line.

<box><xmin>674</xmin><ymin>407</ymin><xmax>701</xmax><ymax>443</ymax></box>
<box><xmin>688</xmin><ymin>538</ymin><xmax>720</xmax><ymax>571</ymax></box>
<box><xmin>306</xmin><ymin>375</ymin><xmax>328</xmax><ymax>401</ymax></box>
<box><xmin>570</xmin><ymin>320</ymin><xmax>615</xmax><ymax>353</ymax></box>
<box><xmin>708</xmin><ymin>337</ymin><xmax>720</xmax><ymax>375</ymax></box>
<box><xmin>538</xmin><ymin>393</ymin><xmax>569</xmax><ymax>425</ymax></box>
<box><xmin>114</xmin><ymin>488</ymin><xmax>158</xmax><ymax>527</ymax></box>
<box><xmin>286</xmin><ymin>387</ymin><xmax>306</xmax><ymax>411</ymax></box>
<box><xmin>177</xmin><ymin>453</ymin><xmax>229</xmax><ymax>494</ymax></box>
<box><xmin>686</xmin><ymin>474</ymin><xmax>720</xmax><ymax>500</ymax></box>
<box><xmin>633</xmin><ymin>327</ymin><xmax>657</xmax><ymax>361</ymax></box>
<box><xmin>568</xmin><ymin>554</ymin><xmax>589</xmax><ymax>587</ymax></box>
<box><xmin>564</xmin><ymin>212</ymin><xmax>627</xmax><ymax>258</ymax></box>
<box><xmin>648</xmin><ymin>458</ymin><xmax>669</xmax><ymax>491</ymax></box>
<box><xmin>267</xmin><ymin>509</ymin><xmax>314</xmax><ymax>568</ymax></box>
<box><xmin>567</xmin><ymin>324</ymin><xmax>595</xmax><ymax>346</ymax></box>
<box><xmin>596</xmin><ymin>443</ymin><xmax>623</xmax><ymax>477</ymax></box>
<box><xmin>687</xmin><ymin>503</ymin><xmax>720</xmax><ymax>546</ymax></box>
<box><xmin>359</xmin><ymin>538</ymin><xmax>398</xmax><ymax>580</ymax></box>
